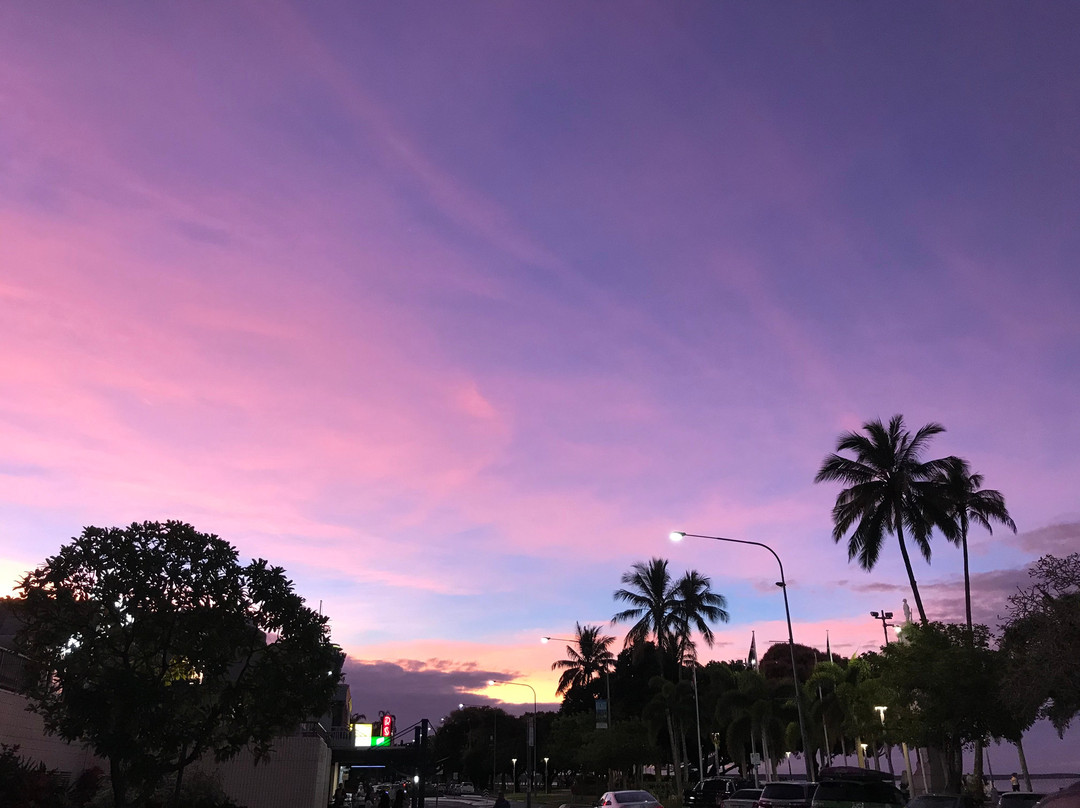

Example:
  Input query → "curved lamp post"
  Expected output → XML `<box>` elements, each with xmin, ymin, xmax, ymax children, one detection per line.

<box><xmin>489</xmin><ymin>679</ymin><xmax>536</xmax><ymax>808</ymax></box>
<box><xmin>670</xmin><ymin>530</ymin><xmax>815</xmax><ymax>780</ymax></box>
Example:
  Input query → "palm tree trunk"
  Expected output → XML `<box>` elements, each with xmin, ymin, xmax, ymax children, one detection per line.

<box><xmin>895</xmin><ymin>521</ymin><xmax>929</xmax><ymax>623</ymax></box>
<box><xmin>1015</xmin><ymin>737</ymin><xmax>1032</xmax><ymax>791</ymax></box>
<box><xmin>666</xmin><ymin>709</ymin><xmax>683</xmax><ymax>796</ymax></box>
<box><xmin>962</xmin><ymin>527</ymin><xmax>973</xmax><ymax>635</ymax></box>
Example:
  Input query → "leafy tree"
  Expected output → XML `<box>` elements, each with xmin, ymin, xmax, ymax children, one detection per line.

<box><xmin>877</xmin><ymin>622</ymin><xmax>998</xmax><ymax>793</ymax></box>
<box><xmin>814</xmin><ymin>414</ymin><xmax>957</xmax><ymax>623</ymax></box>
<box><xmin>999</xmin><ymin>553</ymin><xmax>1080</xmax><ymax>735</ymax></box>
<box><xmin>935</xmin><ymin>457</ymin><xmax>1016</xmax><ymax>634</ymax></box>
<box><xmin>14</xmin><ymin>521</ymin><xmax>342</xmax><ymax>808</ymax></box>
<box><xmin>551</xmin><ymin>623</ymin><xmax>616</xmax><ymax>697</ymax></box>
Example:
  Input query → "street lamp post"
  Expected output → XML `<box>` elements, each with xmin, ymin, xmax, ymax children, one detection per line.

<box><xmin>670</xmin><ymin>531</ymin><xmax>815</xmax><ymax>781</ymax></box>
<box><xmin>544</xmin><ymin>757</ymin><xmax>550</xmax><ymax>793</ymax></box>
<box><xmin>460</xmin><ymin>702</ymin><xmax>497</xmax><ymax>791</ymax></box>
<box><xmin>870</xmin><ymin>611</ymin><xmax>894</xmax><ymax>645</ymax></box>
<box><xmin>511</xmin><ymin>758</ymin><xmax>517</xmax><ymax>793</ymax></box>
<box><xmin>489</xmin><ymin>679</ymin><xmax>537</xmax><ymax>808</ymax></box>
<box><xmin>542</xmin><ymin>635</ymin><xmax>613</xmax><ymax>727</ymax></box>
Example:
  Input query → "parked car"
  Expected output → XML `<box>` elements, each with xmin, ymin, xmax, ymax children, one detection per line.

<box><xmin>1034</xmin><ymin>782</ymin><xmax>1080</xmax><ymax>808</ymax></box>
<box><xmin>686</xmin><ymin>778</ymin><xmax>744</xmax><ymax>807</ymax></box>
<box><xmin>460</xmin><ymin>783</ymin><xmax>475</xmax><ymax>795</ymax></box>
<box><xmin>1000</xmin><ymin>794</ymin><xmax>1047</xmax><ymax>808</ymax></box>
<box><xmin>599</xmin><ymin>790</ymin><xmax>664</xmax><ymax>808</ymax></box>
<box><xmin>813</xmin><ymin>777</ymin><xmax>904</xmax><ymax>808</ymax></box>
<box><xmin>726</xmin><ymin>789</ymin><xmax>764</xmax><ymax>808</ymax></box>
<box><xmin>905</xmin><ymin>794</ymin><xmax>974</xmax><ymax>808</ymax></box>
<box><xmin>756</xmin><ymin>782</ymin><xmax>818</xmax><ymax>808</ymax></box>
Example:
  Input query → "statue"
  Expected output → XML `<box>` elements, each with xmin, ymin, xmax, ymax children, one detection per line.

<box><xmin>902</xmin><ymin>598</ymin><xmax>913</xmax><ymax>624</ymax></box>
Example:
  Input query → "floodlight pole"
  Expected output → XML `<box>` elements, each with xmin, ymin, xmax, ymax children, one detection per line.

<box><xmin>670</xmin><ymin>531</ymin><xmax>815</xmax><ymax>781</ymax></box>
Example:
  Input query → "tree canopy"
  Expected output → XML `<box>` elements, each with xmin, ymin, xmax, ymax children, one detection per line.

<box><xmin>14</xmin><ymin>521</ymin><xmax>343</xmax><ymax>808</ymax></box>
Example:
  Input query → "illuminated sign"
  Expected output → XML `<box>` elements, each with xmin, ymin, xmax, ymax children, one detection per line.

<box><xmin>354</xmin><ymin>723</ymin><xmax>372</xmax><ymax>748</ymax></box>
<box><xmin>381</xmin><ymin>714</ymin><xmax>394</xmax><ymax>737</ymax></box>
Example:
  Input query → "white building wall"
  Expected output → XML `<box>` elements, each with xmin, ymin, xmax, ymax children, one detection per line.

<box><xmin>1</xmin><ymin>687</ymin><xmax>331</xmax><ymax>808</ymax></box>
<box><xmin>199</xmin><ymin>734</ymin><xmax>332</xmax><ymax>808</ymax></box>
<box><xmin>0</xmin><ymin>688</ymin><xmax>105</xmax><ymax>777</ymax></box>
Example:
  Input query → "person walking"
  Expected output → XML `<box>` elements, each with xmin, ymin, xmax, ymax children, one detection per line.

<box><xmin>1011</xmin><ymin>774</ymin><xmax>1020</xmax><ymax>792</ymax></box>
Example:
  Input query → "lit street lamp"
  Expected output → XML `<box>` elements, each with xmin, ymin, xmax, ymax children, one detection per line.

<box><xmin>511</xmin><ymin>758</ymin><xmax>517</xmax><ymax>793</ymax></box>
<box><xmin>544</xmin><ymin>757</ymin><xmax>550</xmax><ymax>793</ymax></box>
<box><xmin>489</xmin><ymin>679</ymin><xmax>536</xmax><ymax>808</ymax></box>
<box><xmin>670</xmin><ymin>530</ymin><xmax>814</xmax><ymax>780</ymax></box>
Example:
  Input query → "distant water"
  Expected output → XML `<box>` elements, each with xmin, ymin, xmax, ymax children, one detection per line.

<box><xmin>987</xmin><ymin>775</ymin><xmax>1080</xmax><ymax>795</ymax></box>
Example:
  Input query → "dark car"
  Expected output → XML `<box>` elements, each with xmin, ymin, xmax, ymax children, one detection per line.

<box><xmin>812</xmin><ymin>778</ymin><xmax>904</xmax><ymax>808</ymax></box>
<box><xmin>1034</xmin><ymin>782</ymin><xmax>1080</xmax><ymax>808</ymax></box>
<box><xmin>905</xmin><ymin>795</ymin><xmax>974</xmax><ymax>808</ymax></box>
<box><xmin>686</xmin><ymin>778</ymin><xmax>744</xmax><ymax>807</ymax></box>
<box><xmin>756</xmin><ymin>782</ymin><xmax>817</xmax><ymax>808</ymax></box>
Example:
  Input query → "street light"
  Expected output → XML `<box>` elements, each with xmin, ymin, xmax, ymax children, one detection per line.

<box><xmin>544</xmin><ymin>757</ymin><xmax>550</xmax><ymax>793</ymax></box>
<box><xmin>670</xmin><ymin>530</ymin><xmax>815</xmax><ymax>780</ymax></box>
<box><xmin>870</xmin><ymin>610</ymin><xmax>894</xmax><ymax>644</ymax></box>
<box><xmin>489</xmin><ymin>679</ymin><xmax>537</xmax><ymax>808</ymax></box>
<box><xmin>541</xmin><ymin>635</ymin><xmax>613</xmax><ymax>727</ymax></box>
<box><xmin>459</xmin><ymin>702</ymin><xmax>496</xmax><ymax>792</ymax></box>
<box><xmin>511</xmin><ymin>758</ymin><xmax>517</xmax><ymax>793</ymax></box>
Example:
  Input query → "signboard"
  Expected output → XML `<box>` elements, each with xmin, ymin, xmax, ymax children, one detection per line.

<box><xmin>354</xmin><ymin>722</ymin><xmax>394</xmax><ymax>747</ymax></box>
<box><xmin>595</xmin><ymin>698</ymin><xmax>609</xmax><ymax>730</ymax></box>
<box><xmin>354</xmin><ymin>723</ymin><xmax>373</xmax><ymax>748</ymax></box>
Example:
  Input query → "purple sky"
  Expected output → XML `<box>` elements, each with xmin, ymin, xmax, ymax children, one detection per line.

<box><xmin>2</xmin><ymin>2</ymin><xmax>1078</xmax><ymax>770</ymax></box>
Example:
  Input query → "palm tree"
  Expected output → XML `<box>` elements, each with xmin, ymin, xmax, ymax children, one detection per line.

<box><xmin>612</xmin><ymin>557</ymin><xmax>681</xmax><ymax>658</ymax></box>
<box><xmin>613</xmin><ymin>558</ymin><xmax>730</xmax><ymax>664</ymax></box>
<box><xmin>814</xmin><ymin>414</ymin><xmax>957</xmax><ymax>624</ymax></box>
<box><xmin>551</xmin><ymin>622</ymin><xmax>616</xmax><ymax>696</ymax></box>
<box><xmin>935</xmin><ymin>456</ymin><xmax>1017</xmax><ymax>634</ymax></box>
<box><xmin>672</xmin><ymin>570</ymin><xmax>730</xmax><ymax>664</ymax></box>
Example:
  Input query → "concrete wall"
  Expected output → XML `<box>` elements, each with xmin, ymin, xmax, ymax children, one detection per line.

<box><xmin>0</xmin><ymin>687</ymin><xmax>105</xmax><ymax>777</ymax></box>
<box><xmin>200</xmin><ymin>734</ymin><xmax>332</xmax><ymax>808</ymax></box>
<box><xmin>0</xmin><ymin>687</ymin><xmax>332</xmax><ymax>808</ymax></box>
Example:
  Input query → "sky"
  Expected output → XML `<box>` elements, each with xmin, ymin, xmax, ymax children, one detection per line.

<box><xmin>2</xmin><ymin>0</ymin><xmax>1079</xmax><ymax>772</ymax></box>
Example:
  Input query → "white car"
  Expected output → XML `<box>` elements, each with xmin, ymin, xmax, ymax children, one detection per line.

<box><xmin>460</xmin><ymin>783</ymin><xmax>475</xmax><ymax>795</ymax></box>
<box><xmin>600</xmin><ymin>791</ymin><xmax>663</xmax><ymax>808</ymax></box>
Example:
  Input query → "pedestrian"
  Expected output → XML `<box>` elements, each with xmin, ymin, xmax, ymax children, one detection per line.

<box><xmin>379</xmin><ymin>789</ymin><xmax>391</xmax><ymax>808</ymax></box>
<box><xmin>494</xmin><ymin>792</ymin><xmax>511</xmax><ymax>808</ymax></box>
<box><xmin>1011</xmin><ymin>774</ymin><xmax>1020</xmax><ymax>792</ymax></box>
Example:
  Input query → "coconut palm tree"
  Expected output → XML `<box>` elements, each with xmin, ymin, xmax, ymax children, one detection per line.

<box><xmin>612</xmin><ymin>557</ymin><xmax>681</xmax><ymax>658</ymax></box>
<box><xmin>814</xmin><ymin>414</ymin><xmax>957</xmax><ymax>624</ymax></box>
<box><xmin>551</xmin><ymin>622</ymin><xmax>616</xmax><ymax>696</ymax></box>
<box><xmin>613</xmin><ymin>558</ymin><xmax>730</xmax><ymax>665</ymax></box>
<box><xmin>672</xmin><ymin>570</ymin><xmax>730</xmax><ymax>664</ymax></box>
<box><xmin>935</xmin><ymin>456</ymin><xmax>1017</xmax><ymax>634</ymax></box>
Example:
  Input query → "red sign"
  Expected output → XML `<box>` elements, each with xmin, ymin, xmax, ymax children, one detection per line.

<box><xmin>381</xmin><ymin>714</ymin><xmax>393</xmax><ymax>737</ymax></box>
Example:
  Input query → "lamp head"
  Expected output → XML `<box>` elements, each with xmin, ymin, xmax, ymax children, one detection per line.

<box><xmin>884</xmin><ymin>611</ymin><xmax>894</xmax><ymax>620</ymax></box>
<box><xmin>487</xmin><ymin>679</ymin><xmax>496</xmax><ymax>686</ymax></box>
<box><xmin>669</xmin><ymin>531</ymin><xmax>686</xmax><ymax>542</ymax></box>
<box><xmin>870</xmin><ymin>611</ymin><xmax>880</xmax><ymax>618</ymax></box>
<box><xmin>540</xmin><ymin>637</ymin><xmax>550</xmax><ymax>643</ymax></box>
